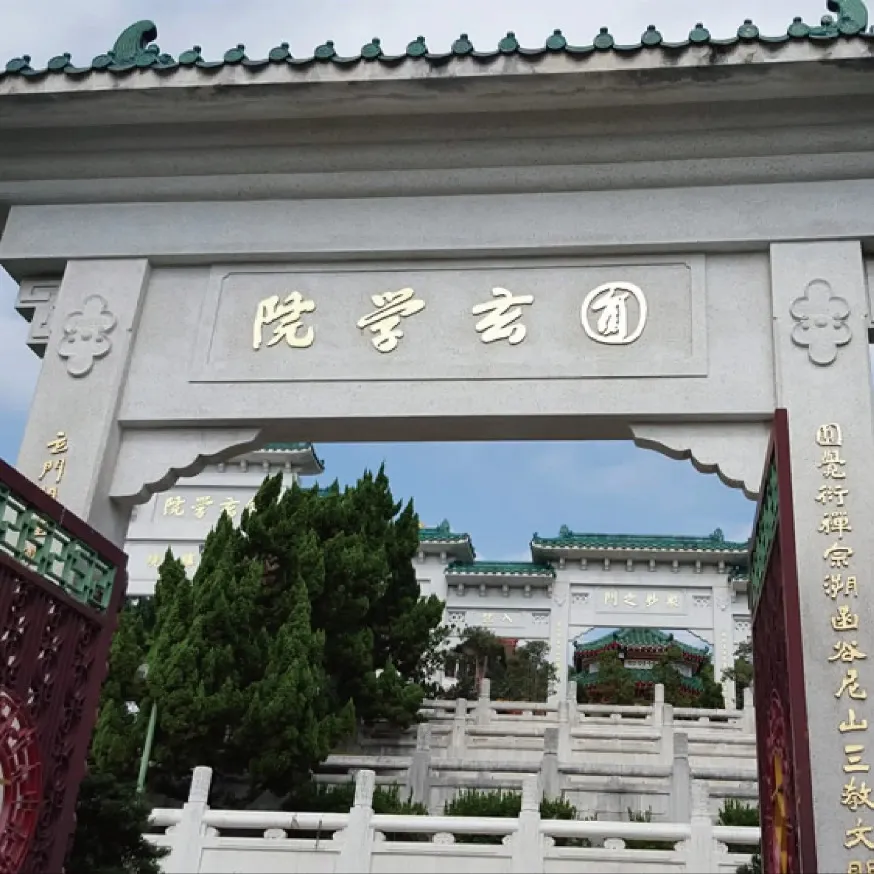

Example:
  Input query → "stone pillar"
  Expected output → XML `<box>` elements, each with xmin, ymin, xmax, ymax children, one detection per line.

<box><xmin>556</xmin><ymin>696</ymin><xmax>573</xmax><ymax>760</ymax></box>
<box><xmin>15</xmin><ymin>259</ymin><xmax>150</xmax><ymax>545</ymax></box>
<box><xmin>540</xmin><ymin>727</ymin><xmax>560</xmax><ymax>800</ymax></box>
<box><xmin>549</xmin><ymin>578</ymin><xmax>571</xmax><ymax>703</ymax></box>
<box><xmin>711</xmin><ymin>580</ymin><xmax>735</xmax><ymax>707</ymax></box>
<box><xmin>336</xmin><ymin>769</ymin><xmax>376</xmax><ymax>873</ymax></box>
<box><xmin>510</xmin><ymin>776</ymin><xmax>544</xmax><ymax>874</ymax></box>
<box><xmin>660</xmin><ymin>703</ymin><xmax>675</xmax><ymax>762</ymax></box>
<box><xmin>565</xmin><ymin>680</ymin><xmax>579</xmax><ymax>720</ymax></box>
<box><xmin>669</xmin><ymin>732</ymin><xmax>691</xmax><ymax>822</ymax></box>
<box><xmin>405</xmin><ymin>723</ymin><xmax>432</xmax><ymax>809</ymax></box>
<box><xmin>450</xmin><ymin>698</ymin><xmax>467</xmax><ymax>755</ymax></box>
<box><xmin>741</xmin><ymin>686</ymin><xmax>756</xmax><ymax>735</ymax></box>
<box><xmin>681</xmin><ymin>781</ymin><xmax>716</xmax><ymax>872</ymax></box>
<box><xmin>770</xmin><ymin>240</ymin><xmax>874</xmax><ymax>867</ymax></box>
<box><xmin>652</xmin><ymin>683</ymin><xmax>665</xmax><ymax>727</ymax></box>
<box><xmin>163</xmin><ymin>766</ymin><xmax>212</xmax><ymax>874</ymax></box>
<box><xmin>475</xmin><ymin>677</ymin><xmax>492</xmax><ymax>725</ymax></box>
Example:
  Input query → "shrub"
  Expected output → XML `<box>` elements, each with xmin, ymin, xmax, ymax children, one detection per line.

<box><xmin>625</xmin><ymin>808</ymin><xmax>674</xmax><ymax>850</ymax></box>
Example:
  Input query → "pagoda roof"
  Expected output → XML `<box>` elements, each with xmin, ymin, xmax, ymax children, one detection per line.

<box><xmin>574</xmin><ymin>627</ymin><xmax>710</xmax><ymax>660</ymax></box>
<box><xmin>2</xmin><ymin>8</ymin><xmax>870</xmax><ymax>92</ymax></box>
<box><xmin>445</xmin><ymin>560</ymin><xmax>556</xmax><ymax>579</ymax></box>
<box><xmin>418</xmin><ymin>519</ymin><xmax>476</xmax><ymax>563</ymax></box>
<box><xmin>532</xmin><ymin>527</ymin><xmax>749</xmax><ymax>561</ymax></box>
<box><xmin>236</xmin><ymin>442</ymin><xmax>324</xmax><ymax>475</ymax></box>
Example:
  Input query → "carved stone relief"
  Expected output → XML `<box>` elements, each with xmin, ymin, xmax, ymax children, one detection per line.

<box><xmin>57</xmin><ymin>294</ymin><xmax>117</xmax><ymax>376</ymax></box>
<box><xmin>789</xmin><ymin>279</ymin><xmax>851</xmax><ymax>366</ymax></box>
<box><xmin>15</xmin><ymin>279</ymin><xmax>60</xmax><ymax>358</ymax></box>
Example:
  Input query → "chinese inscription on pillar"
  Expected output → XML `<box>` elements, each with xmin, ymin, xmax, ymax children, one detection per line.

<box><xmin>815</xmin><ymin>423</ymin><xmax>874</xmax><ymax>872</ymax></box>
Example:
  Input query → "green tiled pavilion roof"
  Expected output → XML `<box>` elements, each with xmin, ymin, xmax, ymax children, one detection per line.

<box><xmin>2</xmin><ymin>4</ymin><xmax>870</xmax><ymax>82</ymax></box>
<box><xmin>574</xmin><ymin>667</ymin><xmax>704</xmax><ymax>692</ymax></box>
<box><xmin>419</xmin><ymin>519</ymin><xmax>472</xmax><ymax>545</ymax></box>
<box><xmin>445</xmin><ymin>561</ymin><xmax>556</xmax><ymax>578</ymax></box>
<box><xmin>575</xmin><ymin>627</ymin><xmax>710</xmax><ymax>660</ymax></box>
<box><xmin>532</xmin><ymin>527</ymin><xmax>749</xmax><ymax>553</ymax></box>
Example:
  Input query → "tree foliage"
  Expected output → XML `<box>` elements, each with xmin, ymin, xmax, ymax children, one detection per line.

<box><xmin>95</xmin><ymin>467</ymin><xmax>444</xmax><ymax>805</ymax></box>
<box><xmin>443</xmin><ymin>628</ymin><xmax>557</xmax><ymax>702</ymax></box>
<box><xmin>67</xmin><ymin>771</ymin><xmax>167</xmax><ymax>874</ymax></box>
<box><xmin>722</xmin><ymin>639</ymin><xmax>754</xmax><ymax>709</ymax></box>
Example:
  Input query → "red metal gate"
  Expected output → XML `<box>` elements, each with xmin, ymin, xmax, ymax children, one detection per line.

<box><xmin>0</xmin><ymin>458</ymin><xmax>127</xmax><ymax>873</ymax></box>
<box><xmin>749</xmin><ymin>409</ymin><xmax>816</xmax><ymax>873</ymax></box>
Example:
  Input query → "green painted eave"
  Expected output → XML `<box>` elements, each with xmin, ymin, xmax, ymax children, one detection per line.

<box><xmin>446</xmin><ymin>560</ymin><xmax>556</xmax><ymax>578</ymax></box>
<box><xmin>260</xmin><ymin>441</ymin><xmax>325</xmax><ymax>473</ymax></box>
<box><xmin>532</xmin><ymin>526</ymin><xmax>749</xmax><ymax>554</ymax></box>
<box><xmin>574</xmin><ymin>627</ymin><xmax>710</xmax><ymax>659</ymax></box>
<box><xmin>419</xmin><ymin>520</ymin><xmax>472</xmax><ymax>545</ymax></box>
<box><xmin>3</xmin><ymin>5</ymin><xmax>871</xmax><ymax>82</ymax></box>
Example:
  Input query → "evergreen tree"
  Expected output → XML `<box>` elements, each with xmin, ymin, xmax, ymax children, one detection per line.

<box><xmin>722</xmin><ymin>639</ymin><xmax>754</xmax><ymax>708</ymax></box>
<box><xmin>584</xmin><ymin>649</ymin><xmax>638</xmax><ymax>705</ymax></box>
<box><xmin>651</xmin><ymin>644</ymin><xmax>696</xmax><ymax>707</ymax></box>
<box><xmin>697</xmin><ymin>660</ymin><xmax>727</xmax><ymax>709</ymax></box>
<box><xmin>97</xmin><ymin>467</ymin><xmax>445</xmax><ymax>803</ymax></box>
<box><xmin>66</xmin><ymin>771</ymin><xmax>167</xmax><ymax>874</ymax></box>
<box><xmin>498</xmin><ymin>641</ymin><xmax>557</xmax><ymax>702</ymax></box>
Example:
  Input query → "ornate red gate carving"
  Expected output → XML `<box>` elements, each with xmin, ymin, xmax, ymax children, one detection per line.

<box><xmin>749</xmin><ymin>409</ymin><xmax>816</xmax><ymax>873</ymax></box>
<box><xmin>0</xmin><ymin>458</ymin><xmax>127</xmax><ymax>873</ymax></box>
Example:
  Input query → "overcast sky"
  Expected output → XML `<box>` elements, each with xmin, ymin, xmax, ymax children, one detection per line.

<box><xmin>1</xmin><ymin>0</ymin><xmax>834</xmax><ymax>556</ymax></box>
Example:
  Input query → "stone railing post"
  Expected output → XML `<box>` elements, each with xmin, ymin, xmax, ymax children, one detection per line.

<box><xmin>450</xmin><ymin>698</ymin><xmax>467</xmax><ymax>755</ymax></box>
<box><xmin>681</xmin><ymin>781</ymin><xmax>716</xmax><ymax>872</ymax></box>
<box><xmin>669</xmin><ymin>732</ymin><xmax>691</xmax><ymax>822</ymax></box>
<box><xmin>405</xmin><ymin>723</ymin><xmax>432</xmax><ymax>809</ymax></box>
<box><xmin>741</xmin><ymin>686</ymin><xmax>756</xmax><ymax>734</ymax></box>
<box><xmin>565</xmin><ymin>681</ymin><xmax>578</xmax><ymax>723</ymax></box>
<box><xmin>652</xmin><ymin>683</ymin><xmax>665</xmax><ymax>727</ymax></box>
<box><xmin>336</xmin><ymin>769</ymin><xmax>376</xmax><ymax>873</ymax></box>
<box><xmin>556</xmin><ymin>696</ymin><xmax>572</xmax><ymax>760</ymax></box>
<box><xmin>540</xmin><ymin>727</ymin><xmax>560</xmax><ymax>799</ymax></box>
<box><xmin>163</xmin><ymin>766</ymin><xmax>212</xmax><ymax>874</ymax></box>
<box><xmin>511</xmin><ymin>775</ymin><xmax>544</xmax><ymax>873</ymax></box>
<box><xmin>660</xmin><ymin>702</ymin><xmax>675</xmax><ymax>761</ymax></box>
<box><xmin>475</xmin><ymin>678</ymin><xmax>492</xmax><ymax>726</ymax></box>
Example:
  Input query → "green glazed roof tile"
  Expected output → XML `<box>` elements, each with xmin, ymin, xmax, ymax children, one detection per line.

<box><xmin>532</xmin><ymin>526</ymin><xmax>749</xmax><ymax>553</ymax></box>
<box><xmin>574</xmin><ymin>627</ymin><xmax>709</xmax><ymax>659</ymax></box>
<box><xmin>3</xmin><ymin>3</ymin><xmax>870</xmax><ymax>82</ymax></box>
<box><xmin>419</xmin><ymin>519</ymin><xmax>472</xmax><ymax>544</ymax></box>
<box><xmin>445</xmin><ymin>560</ymin><xmax>556</xmax><ymax>577</ymax></box>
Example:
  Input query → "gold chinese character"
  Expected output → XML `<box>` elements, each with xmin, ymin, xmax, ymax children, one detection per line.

<box><xmin>842</xmin><ymin>709</ymin><xmax>870</xmax><ymax>733</ymax></box>
<box><xmin>846</xmin><ymin>819</ymin><xmax>874</xmax><ymax>850</ymax></box>
<box><xmin>831</xmin><ymin>641</ymin><xmax>868</xmax><ymax>664</ymax></box>
<box><xmin>623</xmin><ymin>593</ymin><xmax>637</xmax><ymax>607</ymax></box>
<box><xmin>220</xmin><ymin>497</ymin><xmax>240</xmax><ymax>518</ymax></box>
<box><xmin>843</xmin><ymin>777</ymin><xmax>874</xmax><ymax>810</ymax></box>
<box><xmin>181</xmin><ymin>553</ymin><xmax>196</xmax><ymax>568</ymax></box>
<box><xmin>43</xmin><ymin>486</ymin><xmax>57</xmax><ymax>499</ymax></box>
<box><xmin>837</xmin><ymin>670</ymin><xmax>868</xmax><ymax>701</ymax></box>
<box><xmin>163</xmin><ymin>496</ymin><xmax>185</xmax><ymax>517</ymax></box>
<box><xmin>819</xmin><ymin>448</ymin><xmax>847</xmax><ymax>479</ymax></box>
<box><xmin>816</xmin><ymin>485</ymin><xmax>849</xmax><ymax>507</ymax></box>
<box><xmin>192</xmin><ymin>496</ymin><xmax>213</xmax><ymax>519</ymax></box>
<box><xmin>834</xmin><ymin>606</ymin><xmax>861</xmax><ymax>631</ymax></box>
<box><xmin>820</xmin><ymin>512</ymin><xmax>852</xmax><ymax>539</ymax></box>
<box><xmin>146</xmin><ymin>554</ymin><xmax>161</xmax><ymax>568</ymax></box>
<box><xmin>470</xmin><ymin>287</ymin><xmax>535</xmax><ymax>345</ymax></box>
<box><xmin>38</xmin><ymin>457</ymin><xmax>66</xmax><ymax>484</ymax></box>
<box><xmin>847</xmin><ymin>862</ymin><xmax>874</xmax><ymax>873</ymax></box>
<box><xmin>481</xmin><ymin>612</ymin><xmax>494</xmax><ymax>626</ymax></box>
<box><xmin>825</xmin><ymin>543</ymin><xmax>854</xmax><ymax>568</ymax></box>
<box><xmin>252</xmin><ymin>291</ymin><xmax>316</xmax><ymax>350</ymax></box>
<box><xmin>817</xmin><ymin>423</ymin><xmax>843</xmax><ymax>446</ymax></box>
<box><xmin>825</xmin><ymin>574</ymin><xmax>859</xmax><ymax>600</ymax></box>
<box><xmin>244</xmin><ymin>498</ymin><xmax>256</xmax><ymax>514</ymax></box>
<box><xmin>666</xmin><ymin>595</ymin><xmax>680</xmax><ymax>608</ymax></box>
<box><xmin>604</xmin><ymin>590</ymin><xmax>618</xmax><ymax>607</ymax></box>
<box><xmin>46</xmin><ymin>431</ymin><xmax>68</xmax><ymax>454</ymax></box>
<box><xmin>645</xmin><ymin>593</ymin><xmax>658</xmax><ymax>607</ymax></box>
<box><xmin>357</xmin><ymin>288</ymin><xmax>425</xmax><ymax>353</ymax></box>
<box><xmin>502</xmin><ymin>613</ymin><xmax>513</xmax><ymax>623</ymax></box>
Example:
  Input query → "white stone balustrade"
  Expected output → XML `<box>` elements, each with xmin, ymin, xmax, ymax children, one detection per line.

<box><xmin>148</xmin><ymin>767</ymin><xmax>760</xmax><ymax>873</ymax></box>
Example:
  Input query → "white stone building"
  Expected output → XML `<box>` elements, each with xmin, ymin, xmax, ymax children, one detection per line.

<box><xmin>124</xmin><ymin>443</ymin><xmax>751</xmax><ymax>702</ymax></box>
